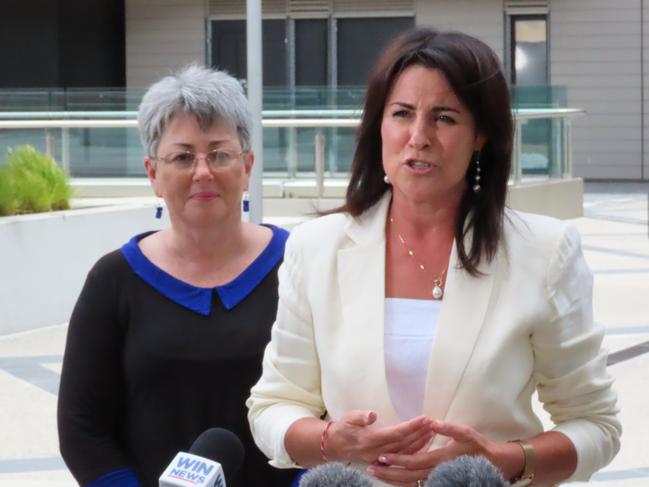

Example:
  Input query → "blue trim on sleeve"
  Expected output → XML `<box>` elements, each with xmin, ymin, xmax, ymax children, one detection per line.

<box><xmin>120</xmin><ymin>225</ymin><xmax>288</xmax><ymax>315</ymax></box>
<box><xmin>85</xmin><ymin>468</ymin><xmax>141</xmax><ymax>487</ymax></box>
<box><xmin>291</xmin><ymin>468</ymin><xmax>308</xmax><ymax>487</ymax></box>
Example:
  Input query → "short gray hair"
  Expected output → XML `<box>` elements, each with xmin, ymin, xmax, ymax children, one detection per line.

<box><xmin>137</xmin><ymin>64</ymin><xmax>252</xmax><ymax>157</ymax></box>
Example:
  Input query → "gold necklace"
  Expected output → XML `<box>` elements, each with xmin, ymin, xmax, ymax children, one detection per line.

<box><xmin>389</xmin><ymin>217</ymin><xmax>448</xmax><ymax>300</ymax></box>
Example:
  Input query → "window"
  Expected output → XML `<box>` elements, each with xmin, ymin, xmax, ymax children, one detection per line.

<box><xmin>210</xmin><ymin>19</ymin><xmax>287</xmax><ymax>86</ymax></box>
<box><xmin>295</xmin><ymin>19</ymin><xmax>327</xmax><ymax>86</ymax></box>
<box><xmin>210</xmin><ymin>16</ymin><xmax>413</xmax><ymax>89</ymax></box>
<box><xmin>510</xmin><ymin>16</ymin><xmax>548</xmax><ymax>86</ymax></box>
<box><xmin>336</xmin><ymin>17</ymin><xmax>413</xmax><ymax>86</ymax></box>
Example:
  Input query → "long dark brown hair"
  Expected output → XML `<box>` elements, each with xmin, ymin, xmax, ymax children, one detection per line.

<box><xmin>338</xmin><ymin>28</ymin><xmax>513</xmax><ymax>276</ymax></box>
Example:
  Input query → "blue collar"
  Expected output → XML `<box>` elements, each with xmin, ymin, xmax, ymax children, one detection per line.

<box><xmin>120</xmin><ymin>225</ymin><xmax>288</xmax><ymax>316</ymax></box>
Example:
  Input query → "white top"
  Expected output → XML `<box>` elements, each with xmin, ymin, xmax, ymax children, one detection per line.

<box><xmin>384</xmin><ymin>297</ymin><xmax>441</xmax><ymax>421</ymax></box>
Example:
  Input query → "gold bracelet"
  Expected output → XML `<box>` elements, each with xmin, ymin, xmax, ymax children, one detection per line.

<box><xmin>509</xmin><ymin>439</ymin><xmax>535</xmax><ymax>486</ymax></box>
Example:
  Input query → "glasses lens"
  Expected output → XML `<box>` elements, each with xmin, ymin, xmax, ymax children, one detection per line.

<box><xmin>167</xmin><ymin>152</ymin><xmax>195</xmax><ymax>168</ymax></box>
<box><xmin>207</xmin><ymin>150</ymin><xmax>235</xmax><ymax>168</ymax></box>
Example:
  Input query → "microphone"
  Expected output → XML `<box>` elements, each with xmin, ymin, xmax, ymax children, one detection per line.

<box><xmin>425</xmin><ymin>455</ymin><xmax>509</xmax><ymax>487</ymax></box>
<box><xmin>299</xmin><ymin>462</ymin><xmax>374</xmax><ymax>487</ymax></box>
<box><xmin>159</xmin><ymin>428</ymin><xmax>245</xmax><ymax>487</ymax></box>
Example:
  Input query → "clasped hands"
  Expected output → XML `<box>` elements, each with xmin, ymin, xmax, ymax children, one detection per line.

<box><xmin>325</xmin><ymin>410</ymin><xmax>508</xmax><ymax>486</ymax></box>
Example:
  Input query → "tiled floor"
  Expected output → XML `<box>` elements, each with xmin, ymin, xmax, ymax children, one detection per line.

<box><xmin>562</xmin><ymin>190</ymin><xmax>649</xmax><ymax>486</ymax></box>
<box><xmin>0</xmin><ymin>187</ymin><xmax>647</xmax><ymax>486</ymax></box>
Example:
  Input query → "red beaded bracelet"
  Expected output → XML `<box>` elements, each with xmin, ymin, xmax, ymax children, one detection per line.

<box><xmin>320</xmin><ymin>420</ymin><xmax>334</xmax><ymax>462</ymax></box>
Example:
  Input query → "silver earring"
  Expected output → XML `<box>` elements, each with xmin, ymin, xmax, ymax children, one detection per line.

<box><xmin>472</xmin><ymin>152</ymin><xmax>481</xmax><ymax>193</ymax></box>
<box><xmin>383</xmin><ymin>174</ymin><xmax>390</xmax><ymax>185</ymax></box>
<box><xmin>155</xmin><ymin>199</ymin><xmax>163</xmax><ymax>219</ymax></box>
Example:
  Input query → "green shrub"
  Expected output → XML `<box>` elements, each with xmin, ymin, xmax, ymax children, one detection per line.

<box><xmin>0</xmin><ymin>166</ymin><xmax>16</xmax><ymax>216</ymax></box>
<box><xmin>1</xmin><ymin>145</ymin><xmax>73</xmax><ymax>215</ymax></box>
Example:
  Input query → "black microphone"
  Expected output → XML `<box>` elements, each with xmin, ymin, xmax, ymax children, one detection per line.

<box><xmin>425</xmin><ymin>455</ymin><xmax>509</xmax><ymax>487</ymax></box>
<box><xmin>159</xmin><ymin>428</ymin><xmax>245</xmax><ymax>487</ymax></box>
<box><xmin>298</xmin><ymin>462</ymin><xmax>374</xmax><ymax>487</ymax></box>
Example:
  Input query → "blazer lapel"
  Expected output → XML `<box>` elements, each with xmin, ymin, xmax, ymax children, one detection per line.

<box><xmin>335</xmin><ymin>193</ymin><xmax>500</xmax><ymax>430</ymax></box>
<box><xmin>423</xmin><ymin>237</ymin><xmax>498</xmax><ymax>433</ymax></box>
<box><xmin>336</xmin><ymin>194</ymin><xmax>400</xmax><ymax>425</ymax></box>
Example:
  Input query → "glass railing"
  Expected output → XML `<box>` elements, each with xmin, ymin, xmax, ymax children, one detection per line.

<box><xmin>0</xmin><ymin>85</ymin><xmax>580</xmax><ymax>183</ymax></box>
<box><xmin>0</xmin><ymin>85</ymin><xmax>565</xmax><ymax>111</ymax></box>
<box><xmin>512</xmin><ymin>85</ymin><xmax>568</xmax><ymax>176</ymax></box>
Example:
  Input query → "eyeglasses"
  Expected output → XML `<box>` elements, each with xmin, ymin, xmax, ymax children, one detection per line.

<box><xmin>155</xmin><ymin>149</ymin><xmax>244</xmax><ymax>171</ymax></box>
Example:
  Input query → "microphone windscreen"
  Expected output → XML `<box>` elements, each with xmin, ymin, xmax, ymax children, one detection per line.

<box><xmin>188</xmin><ymin>428</ymin><xmax>245</xmax><ymax>480</ymax></box>
<box><xmin>299</xmin><ymin>462</ymin><xmax>374</xmax><ymax>487</ymax></box>
<box><xmin>425</xmin><ymin>455</ymin><xmax>509</xmax><ymax>487</ymax></box>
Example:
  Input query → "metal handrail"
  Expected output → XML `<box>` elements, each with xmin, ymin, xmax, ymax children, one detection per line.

<box><xmin>513</xmin><ymin>107</ymin><xmax>584</xmax><ymax>120</ymax></box>
<box><xmin>0</xmin><ymin>107</ymin><xmax>582</xmax><ymax>121</ymax></box>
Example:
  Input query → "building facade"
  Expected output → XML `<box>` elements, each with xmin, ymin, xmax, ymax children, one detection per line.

<box><xmin>121</xmin><ymin>0</ymin><xmax>649</xmax><ymax>181</ymax></box>
<box><xmin>1</xmin><ymin>0</ymin><xmax>647</xmax><ymax>181</ymax></box>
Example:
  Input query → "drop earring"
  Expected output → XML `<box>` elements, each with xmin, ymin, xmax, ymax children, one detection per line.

<box><xmin>472</xmin><ymin>152</ymin><xmax>481</xmax><ymax>193</ymax></box>
<box><xmin>241</xmin><ymin>191</ymin><xmax>250</xmax><ymax>223</ymax></box>
<box><xmin>155</xmin><ymin>198</ymin><xmax>163</xmax><ymax>219</ymax></box>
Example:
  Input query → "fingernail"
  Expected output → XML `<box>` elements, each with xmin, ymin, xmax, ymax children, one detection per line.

<box><xmin>378</xmin><ymin>455</ymin><xmax>388</xmax><ymax>464</ymax></box>
<box><xmin>367</xmin><ymin>466</ymin><xmax>376</xmax><ymax>475</ymax></box>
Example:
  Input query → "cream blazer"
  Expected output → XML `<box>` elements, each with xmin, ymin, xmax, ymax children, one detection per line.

<box><xmin>247</xmin><ymin>193</ymin><xmax>620</xmax><ymax>485</ymax></box>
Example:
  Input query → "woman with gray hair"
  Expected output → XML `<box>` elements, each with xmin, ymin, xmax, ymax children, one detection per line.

<box><xmin>58</xmin><ymin>65</ymin><xmax>295</xmax><ymax>487</ymax></box>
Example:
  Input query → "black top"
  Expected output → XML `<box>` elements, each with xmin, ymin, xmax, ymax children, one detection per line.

<box><xmin>58</xmin><ymin>227</ymin><xmax>296</xmax><ymax>487</ymax></box>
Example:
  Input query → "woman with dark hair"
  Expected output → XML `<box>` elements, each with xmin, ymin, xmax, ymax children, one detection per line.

<box><xmin>248</xmin><ymin>28</ymin><xmax>620</xmax><ymax>486</ymax></box>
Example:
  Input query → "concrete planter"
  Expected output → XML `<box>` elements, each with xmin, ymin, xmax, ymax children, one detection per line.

<box><xmin>507</xmin><ymin>177</ymin><xmax>584</xmax><ymax>220</ymax></box>
<box><xmin>0</xmin><ymin>204</ymin><xmax>167</xmax><ymax>335</ymax></box>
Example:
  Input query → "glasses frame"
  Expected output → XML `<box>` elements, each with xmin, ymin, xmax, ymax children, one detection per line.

<box><xmin>154</xmin><ymin>149</ymin><xmax>247</xmax><ymax>171</ymax></box>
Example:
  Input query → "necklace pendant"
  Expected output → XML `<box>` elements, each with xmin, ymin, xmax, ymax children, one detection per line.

<box><xmin>432</xmin><ymin>283</ymin><xmax>443</xmax><ymax>300</ymax></box>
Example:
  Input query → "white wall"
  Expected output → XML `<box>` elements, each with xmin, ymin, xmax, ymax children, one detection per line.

<box><xmin>126</xmin><ymin>0</ymin><xmax>207</xmax><ymax>88</ymax></box>
<box><xmin>0</xmin><ymin>206</ymin><xmax>168</xmax><ymax>335</ymax></box>
<box><xmin>644</xmin><ymin>0</ymin><xmax>649</xmax><ymax>180</ymax></box>
<box><xmin>415</xmin><ymin>0</ymin><xmax>504</xmax><ymax>60</ymax></box>
<box><xmin>551</xmin><ymin>0</ymin><xmax>643</xmax><ymax>179</ymax></box>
